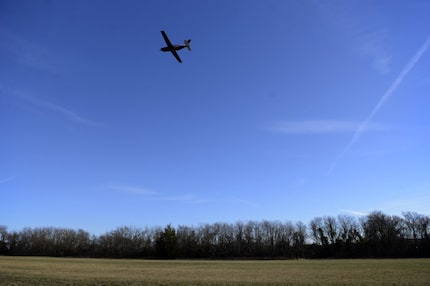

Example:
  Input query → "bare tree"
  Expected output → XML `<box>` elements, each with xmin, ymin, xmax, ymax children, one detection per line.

<box><xmin>323</xmin><ymin>216</ymin><xmax>339</xmax><ymax>245</ymax></box>
<box><xmin>293</xmin><ymin>221</ymin><xmax>306</xmax><ymax>259</ymax></box>
<box><xmin>0</xmin><ymin>225</ymin><xmax>8</xmax><ymax>254</ymax></box>
<box><xmin>337</xmin><ymin>214</ymin><xmax>361</xmax><ymax>243</ymax></box>
<box><xmin>309</xmin><ymin>217</ymin><xmax>326</xmax><ymax>245</ymax></box>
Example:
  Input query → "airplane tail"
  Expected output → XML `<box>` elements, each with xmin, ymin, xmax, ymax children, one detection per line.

<box><xmin>184</xmin><ymin>39</ymin><xmax>192</xmax><ymax>51</ymax></box>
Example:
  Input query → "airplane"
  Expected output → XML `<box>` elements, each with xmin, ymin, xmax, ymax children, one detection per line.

<box><xmin>160</xmin><ymin>30</ymin><xmax>191</xmax><ymax>63</ymax></box>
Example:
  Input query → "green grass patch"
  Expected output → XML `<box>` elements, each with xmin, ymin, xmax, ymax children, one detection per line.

<box><xmin>0</xmin><ymin>257</ymin><xmax>429</xmax><ymax>285</ymax></box>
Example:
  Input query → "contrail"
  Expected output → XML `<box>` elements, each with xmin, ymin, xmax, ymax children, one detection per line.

<box><xmin>7</xmin><ymin>89</ymin><xmax>101</xmax><ymax>126</ymax></box>
<box><xmin>328</xmin><ymin>36</ymin><xmax>430</xmax><ymax>174</ymax></box>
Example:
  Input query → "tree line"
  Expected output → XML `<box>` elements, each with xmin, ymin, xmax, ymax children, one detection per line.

<box><xmin>1</xmin><ymin>211</ymin><xmax>429</xmax><ymax>259</ymax></box>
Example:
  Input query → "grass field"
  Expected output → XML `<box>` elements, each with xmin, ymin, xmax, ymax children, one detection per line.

<box><xmin>0</xmin><ymin>257</ymin><xmax>429</xmax><ymax>286</ymax></box>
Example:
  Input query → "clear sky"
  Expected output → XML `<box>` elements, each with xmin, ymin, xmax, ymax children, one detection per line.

<box><xmin>1</xmin><ymin>0</ymin><xmax>430</xmax><ymax>235</ymax></box>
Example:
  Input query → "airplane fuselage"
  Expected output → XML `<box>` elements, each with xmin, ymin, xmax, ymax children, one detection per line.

<box><xmin>160</xmin><ymin>45</ymin><xmax>187</xmax><ymax>52</ymax></box>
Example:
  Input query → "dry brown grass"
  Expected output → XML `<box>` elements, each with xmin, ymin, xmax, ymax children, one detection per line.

<box><xmin>0</xmin><ymin>257</ymin><xmax>429</xmax><ymax>285</ymax></box>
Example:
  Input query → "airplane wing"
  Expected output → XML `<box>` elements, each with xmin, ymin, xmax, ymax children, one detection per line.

<box><xmin>161</xmin><ymin>31</ymin><xmax>173</xmax><ymax>47</ymax></box>
<box><xmin>170</xmin><ymin>49</ymin><xmax>182</xmax><ymax>63</ymax></box>
<box><xmin>161</xmin><ymin>31</ymin><xmax>182</xmax><ymax>63</ymax></box>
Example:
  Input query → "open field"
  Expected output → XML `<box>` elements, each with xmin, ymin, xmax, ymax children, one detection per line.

<box><xmin>0</xmin><ymin>257</ymin><xmax>429</xmax><ymax>286</ymax></box>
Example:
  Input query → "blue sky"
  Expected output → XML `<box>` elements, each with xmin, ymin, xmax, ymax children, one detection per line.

<box><xmin>1</xmin><ymin>0</ymin><xmax>430</xmax><ymax>234</ymax></box>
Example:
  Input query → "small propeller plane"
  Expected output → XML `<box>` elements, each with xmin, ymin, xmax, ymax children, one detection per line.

<box><xmin>160</xmin><ymin>30</ymin><xmax>191</xmax><ymax>63</ymax></box>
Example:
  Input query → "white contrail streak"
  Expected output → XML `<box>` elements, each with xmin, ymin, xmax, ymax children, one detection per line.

<box><xmin>328</xmin><ymin>36</ymin><xmax>430</xmax><ymax>174</ymax></box>
<box><xmin>8</xmin><ymin>89</ymin><xmax>101</xmax><ymax>126</ymax></box>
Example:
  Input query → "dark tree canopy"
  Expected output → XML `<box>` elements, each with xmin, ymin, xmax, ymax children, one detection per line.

<box><xmin>1</xmin><ymin>211</ymin><xmax>429</xmax><ymax>259</ymax></box>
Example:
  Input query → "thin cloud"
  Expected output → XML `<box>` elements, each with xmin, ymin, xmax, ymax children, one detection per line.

<box><xmin>0</xmin><ymin>28</ymin><xmax>58</xmax><ymax>72</ymax></box>
<box><xmin>340</xmin><ymin>209</ymin><xmax>368</xmax><ymax>217</ymax></box>
<box><xmin>329</xmin><ymin>35</ymin><xmax>430</xmax><ymax>174</ymax></box>
<box><xmin>341</xmin><ymin>192</ymin><xmax>430</xmax><ymax>218</ymax></box>
<box><xmin>107</xmin><ymin>184</ymin><xmax>160</xmax><ymax>196</ymax></box>
<box><xmin>316</xmin><ymin>3</ymin><xmax>392</xmax><ymax>74</ymax></box>
<box><xmin>224</xmin><ymin>198</ymin><xmax>260</xmax><ymax>208</ymax></box>
<box><xmin>159</xmin><ymin>194</ymin><xmax>210</xmax><ymax>204</ymax></box>
<box><xmin>0</xmin><ymin>176</ymin><xmax>16</xmax><ymax>184</ymax></box>
<box><xmin>372</xmin><ymin>56</ymin><xmax>392</xmax><ymax>75</ymax></box>
<box><xmin>355</xmin><ymin>29</ymin><xmax>392</xmax><ymax>74</ymax></box>
<box><xmin>105</xmin><ymin>184</ymin><xmax>255</xmax><ymax>206</ymax></box>
<box><xmin>378</xmin><ymin>183</ymin><xmax>430</xmax><ymax>215</ymax></box>
<box><xmin>10</xmin><ymin>89</ymin><xmax>101</xmax><ymax>126</ymax></box>
<box><xmin>159</xmin><ymin>194</ymin><xmax>259</xmax><ymax>206</ymax></box>
<box><xmin>159</xmin><ymin>194</ymin><xmax>194</xmax><ymax>201</ymax></box>
<box><xmin>106</xmin><ymin>184</ymin><xmax>205</xmax><ymax>203</ymax></box>
<box><xmin>269</xmin><ymin>120</ymin><xmax>387</xmax><ymax>134</ymax></box>
<box><xmin>380</xmin><ymin>195</ymin><xmax>430</xmax><ymax>216</ymax></box>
